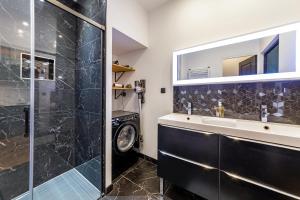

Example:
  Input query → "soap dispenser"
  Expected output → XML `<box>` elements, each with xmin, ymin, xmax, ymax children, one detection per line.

<box><xmin>216</xmin><ymin>101</ymin><xmax>225</xmax><ymax>118</ymax></box>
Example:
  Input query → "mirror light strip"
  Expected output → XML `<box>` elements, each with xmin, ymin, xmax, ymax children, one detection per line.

<box><xmin>223</xmin><ymin>171</ymin><xmax>300</xmax><ymax>200</ymax></box>
<box><xmin>173</xmin><ymin>22</ymin><xmax>300</xmax><ymax>86</ymax></box>
<box><xmin>159</xmin><ymin>151</ymin><xmax>215</xmax><ymax>170</ymax></box>
<box><xmin>46</xmin><ymin>0</ymin><xmax>106</xmax><ymax>31</ymax></box>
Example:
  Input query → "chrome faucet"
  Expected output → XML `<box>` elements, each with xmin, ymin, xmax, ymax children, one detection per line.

<box><xmin>187</xmin><ymin>102</ymin><xmax>192</xmax><ymax>115</ymax></box>
<box><xmin>261</xmin><ymin>105</ymin><xmax>270</xmax><ymax>123</ymax></box>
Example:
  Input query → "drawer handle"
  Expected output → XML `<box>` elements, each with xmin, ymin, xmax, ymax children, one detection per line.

<box><xmin>223</xmin><ymin>171</ymin><xmax>300</xmax><ymax>200</ymax></box>
<box><xmin>159</xmin><ymin>151</ymin><xmax>215</xmax><ymax>170</ymax></box>
<box><xmin>224</xmin><ymin>135</ymin><xmax>300</xmax><ymax>152</ymax></box>
<box><xmin>161</xmin><ymin>125</ymin><xmax>215</xmax><ymax>135</ymax></box>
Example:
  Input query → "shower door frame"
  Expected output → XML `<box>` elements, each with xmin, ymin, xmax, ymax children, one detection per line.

<box><xmin>28</xmin><ymin>0</ymin><xmax>107</xmax><ymax>199</ymax></box>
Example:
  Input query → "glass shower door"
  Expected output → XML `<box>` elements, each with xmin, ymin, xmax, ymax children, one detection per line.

<box><xmin>0</xmin><ymin>0</ymin><xmax>32</xmax><ymax>199</ymax></box>
<box><xmin>32</xmin><ymin>0</ymin><xmax>105</xmax><ymax>199</ymax></box>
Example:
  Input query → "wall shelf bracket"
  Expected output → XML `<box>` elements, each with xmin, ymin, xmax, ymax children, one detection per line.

<box><xmin>114</xmin><ymin>72</ymin><xmax>125</xmax><ymax>82</ymax></box>
<box><xmin>114</xmin><ymin>90</ymin><xmax>126</xmax><ymax>99</ymax></box>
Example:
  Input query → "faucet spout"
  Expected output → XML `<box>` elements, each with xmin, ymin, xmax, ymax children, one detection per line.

<box><xmin>187</xmin><ymin>102</ymin><xmax>192</xmax><ymax>115</ymax></box>
<box><xmin>261</xmin><ymin>105</ymin><xmax>270</xmax><ymax>123</ymax></box>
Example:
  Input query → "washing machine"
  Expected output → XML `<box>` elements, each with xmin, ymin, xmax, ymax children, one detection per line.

<box><xmin>112</xmin><ymin>110</ymin><xmax>140</xmax><ymax>180</ymax></box>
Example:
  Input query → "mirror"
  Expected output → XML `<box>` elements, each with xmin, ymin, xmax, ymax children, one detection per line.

<box><xmin>173</xmin><ymin>23</ymin><xmax>300</xmax><ymax>85</ymax></box>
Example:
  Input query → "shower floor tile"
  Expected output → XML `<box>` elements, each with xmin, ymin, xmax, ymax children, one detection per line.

<box><xmin>13</xmin><ymin>168</ymin><xmax>100</xmax><ymax>200</ymax></box>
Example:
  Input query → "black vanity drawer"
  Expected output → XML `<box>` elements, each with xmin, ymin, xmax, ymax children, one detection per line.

<box><xmin>158</xmin><ymin>125</ymin><xmax>219</xmax><ymax>168</ymax></box>
<box><xmin>220</xmin><ymin>171</ymin><xmax>296</xmax><ymax>200</ymax></box>
<box><xmin>158</xmin><ymin>151</ymin><xmax>218</xmax><ymax>200</ymax></box>
<box><xmin>220</xmin><ymin>135</ymin><xmax>300</xmax><ymax>197</ymax></box>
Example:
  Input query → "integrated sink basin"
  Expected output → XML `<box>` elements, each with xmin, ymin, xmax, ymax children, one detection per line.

<box><xmin>201</xmin><ymin>117</ymin><xmax>237</xmax><ymax>128</ymax></box>
<box><xmin>158</xmin><ymin>113</ymin><xmax>300</xmax><ymax>148</ymax></box>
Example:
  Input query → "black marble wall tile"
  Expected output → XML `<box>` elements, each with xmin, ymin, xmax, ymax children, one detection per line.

<box><xmin>0</xmin><ymin>105</ymin><xmax>27</xmax><ymax>140</ymax></box>
<box><xmin>174</xmin><ymin>80</ymin><xmax>300</xmax><ymax>124</ymax></box>
<box><xmin>75</xmin><ymin>111</ymin><xmax>102</xmax><ymax>164</ymax></box>
<box><xmin>0</xmin><ymin>163</ymin><xmax>29</xmax><ymax>200</ymax></box>
<box><xmin>33</xmin><ymin>144</ymin><xmax>73</xmax><ymax>186</ymax></box>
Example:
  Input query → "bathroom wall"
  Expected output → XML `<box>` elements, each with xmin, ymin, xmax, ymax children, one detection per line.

<box><xmin>74</xmin><ymin>19</ymin><xmax>105</xmax><ymax>188</ymax></box>
<box><xmin>115</xmin><ymin>0</ymin><xmax>300</xmax><ymax>159</ymax></box>
<box><xmin>110</xmin><ymin>0</ymin><xmax>149</xmax><ymax>47</ymax></box>
<box><xmin>106</xmin><ymin>0</ymin><xmax>148</xmax><ymax>188</ymax></box>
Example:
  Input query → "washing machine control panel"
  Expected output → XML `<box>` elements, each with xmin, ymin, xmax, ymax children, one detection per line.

<box><xmin>112</xmin><ymin>114</ymin><xmax>139</xmax><ymax>127</ymax></box>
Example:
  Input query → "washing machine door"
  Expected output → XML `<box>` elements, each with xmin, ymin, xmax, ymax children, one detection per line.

<box><xmin>115</xmin><ymin>123</ymin><xmax>137</xmax><ymax>154</ymax></box>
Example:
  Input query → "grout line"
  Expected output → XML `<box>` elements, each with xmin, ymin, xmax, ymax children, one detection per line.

<box><xmin>121</xmin><ymin>175</ymin><xmax>160</xmax><ymax>198</ymax></box>
<box><xmin>121</xmin><ymin>175</ymin><xmax>143</xmax><ymax>189</ymax></box>
<box><xmin>121</xmin><ymin>171</ymin><xmax>161</xmax><ymax>198</ymax></box>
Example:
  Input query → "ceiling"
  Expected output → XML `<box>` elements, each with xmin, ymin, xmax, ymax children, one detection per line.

<box><xmin>136</xmin><ymin>0</ymin><xmax>169</xmax><ymax>11</ymax></box>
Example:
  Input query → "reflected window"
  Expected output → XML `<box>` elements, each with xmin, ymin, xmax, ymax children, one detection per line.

<box><xmin>239</xmin><ymin>55</ymin><xmax>257</xmax><ymax>76</ymax></box>
<box><xmin>264</xmin><ymin>39</ymin><xmax>279</xmax><ymax>74</ymax></box>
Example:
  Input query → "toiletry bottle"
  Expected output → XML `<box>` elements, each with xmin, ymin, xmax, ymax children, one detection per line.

<box><xmin>218</xmin><ymin>102</ymin><xmax>225</xmax><ymax>118</ymax></box>
<box><xmin>215</xmin><ymin>106</ymin><xmax>220</xmax><ymax>117</ymax></box>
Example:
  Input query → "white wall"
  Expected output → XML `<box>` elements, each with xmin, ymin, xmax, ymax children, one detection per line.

<box><xmin>105</xmin><ymin>0</ymin><xmax>113</xmax><ymax>189</ymax></box>
<box><xmin>110</xmin><ymin>0</ymin><xmax>149</xmax><ymax>47</ymax></box>
<box><xmin>106</xmin><ymin>0</ymin><xmax>149</xmax><ymax>188</ymax></box>
<box><xmin>223</xmin><ymin>56</ymin><xmax>251</xmax><ymax>77</ymax></box>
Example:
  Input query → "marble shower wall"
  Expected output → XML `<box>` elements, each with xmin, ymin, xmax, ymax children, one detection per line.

<box><xmin>174</xmin><ymin>81</ymin><xmax>300</xmax><ymax>125</ymax></box>
<box><xmin>0</xmin><ymin>105</ymin><xmax>27</xmax><ymax>140</ymax></box>
<box><xmin>75</xmin><ymin>19</ymin><xmax>104</xmax><ymax>189</ymax></box>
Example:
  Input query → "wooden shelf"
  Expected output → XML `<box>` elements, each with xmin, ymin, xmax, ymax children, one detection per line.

<box><xmin>112</xmin><ymin>87</ymin><xmax>133</xmax><ymax>90</ymax></box>
<box><xmin>112</xmin><ymin>64</ymin><xmax>135</xmax><ymax>72</ymax></box>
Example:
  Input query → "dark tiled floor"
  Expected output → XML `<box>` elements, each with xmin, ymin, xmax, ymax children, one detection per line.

<box><xmin>103</xmin><ymin>159</ymin><xmax>205</xmax><ymax>200</ymax></box>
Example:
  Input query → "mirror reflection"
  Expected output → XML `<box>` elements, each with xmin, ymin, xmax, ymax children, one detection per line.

<box><xmin>177</xmin><ymin>31</ymin><xmax>297</xmax><ymax>80</ymax></box>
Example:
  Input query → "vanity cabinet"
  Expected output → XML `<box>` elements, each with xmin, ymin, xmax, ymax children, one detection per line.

<box><xmin>220</xmin><ymin>135</ymin><xmax>300</xmax><ymax>197</ymax></box>
<box><xmin>158</xmin><ymin>125</ymin><xmax>219</xmax><ymax>168</ymax></box>
<box><xmin>158</xmin><ymin>124</ymin><xmax>300</xmax><ymax>200</ymax></box>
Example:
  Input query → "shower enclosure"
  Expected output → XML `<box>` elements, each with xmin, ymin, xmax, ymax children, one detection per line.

<box><xmin>0</xmin><ymin>0</ymin><xmax>106</xmax><ymax>199</ymax></box>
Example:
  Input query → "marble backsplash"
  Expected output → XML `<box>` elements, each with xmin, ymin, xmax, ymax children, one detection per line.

<box><xmin>174</xmin><ymin>81</ymin><xmax>300</xmax><ymax>125</ymax></box>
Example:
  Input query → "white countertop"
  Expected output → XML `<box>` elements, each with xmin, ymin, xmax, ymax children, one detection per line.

<box><xmin>158</xmin><ymin>113</ymin><xmax>300</xmax><ymax>149</ymax></box>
